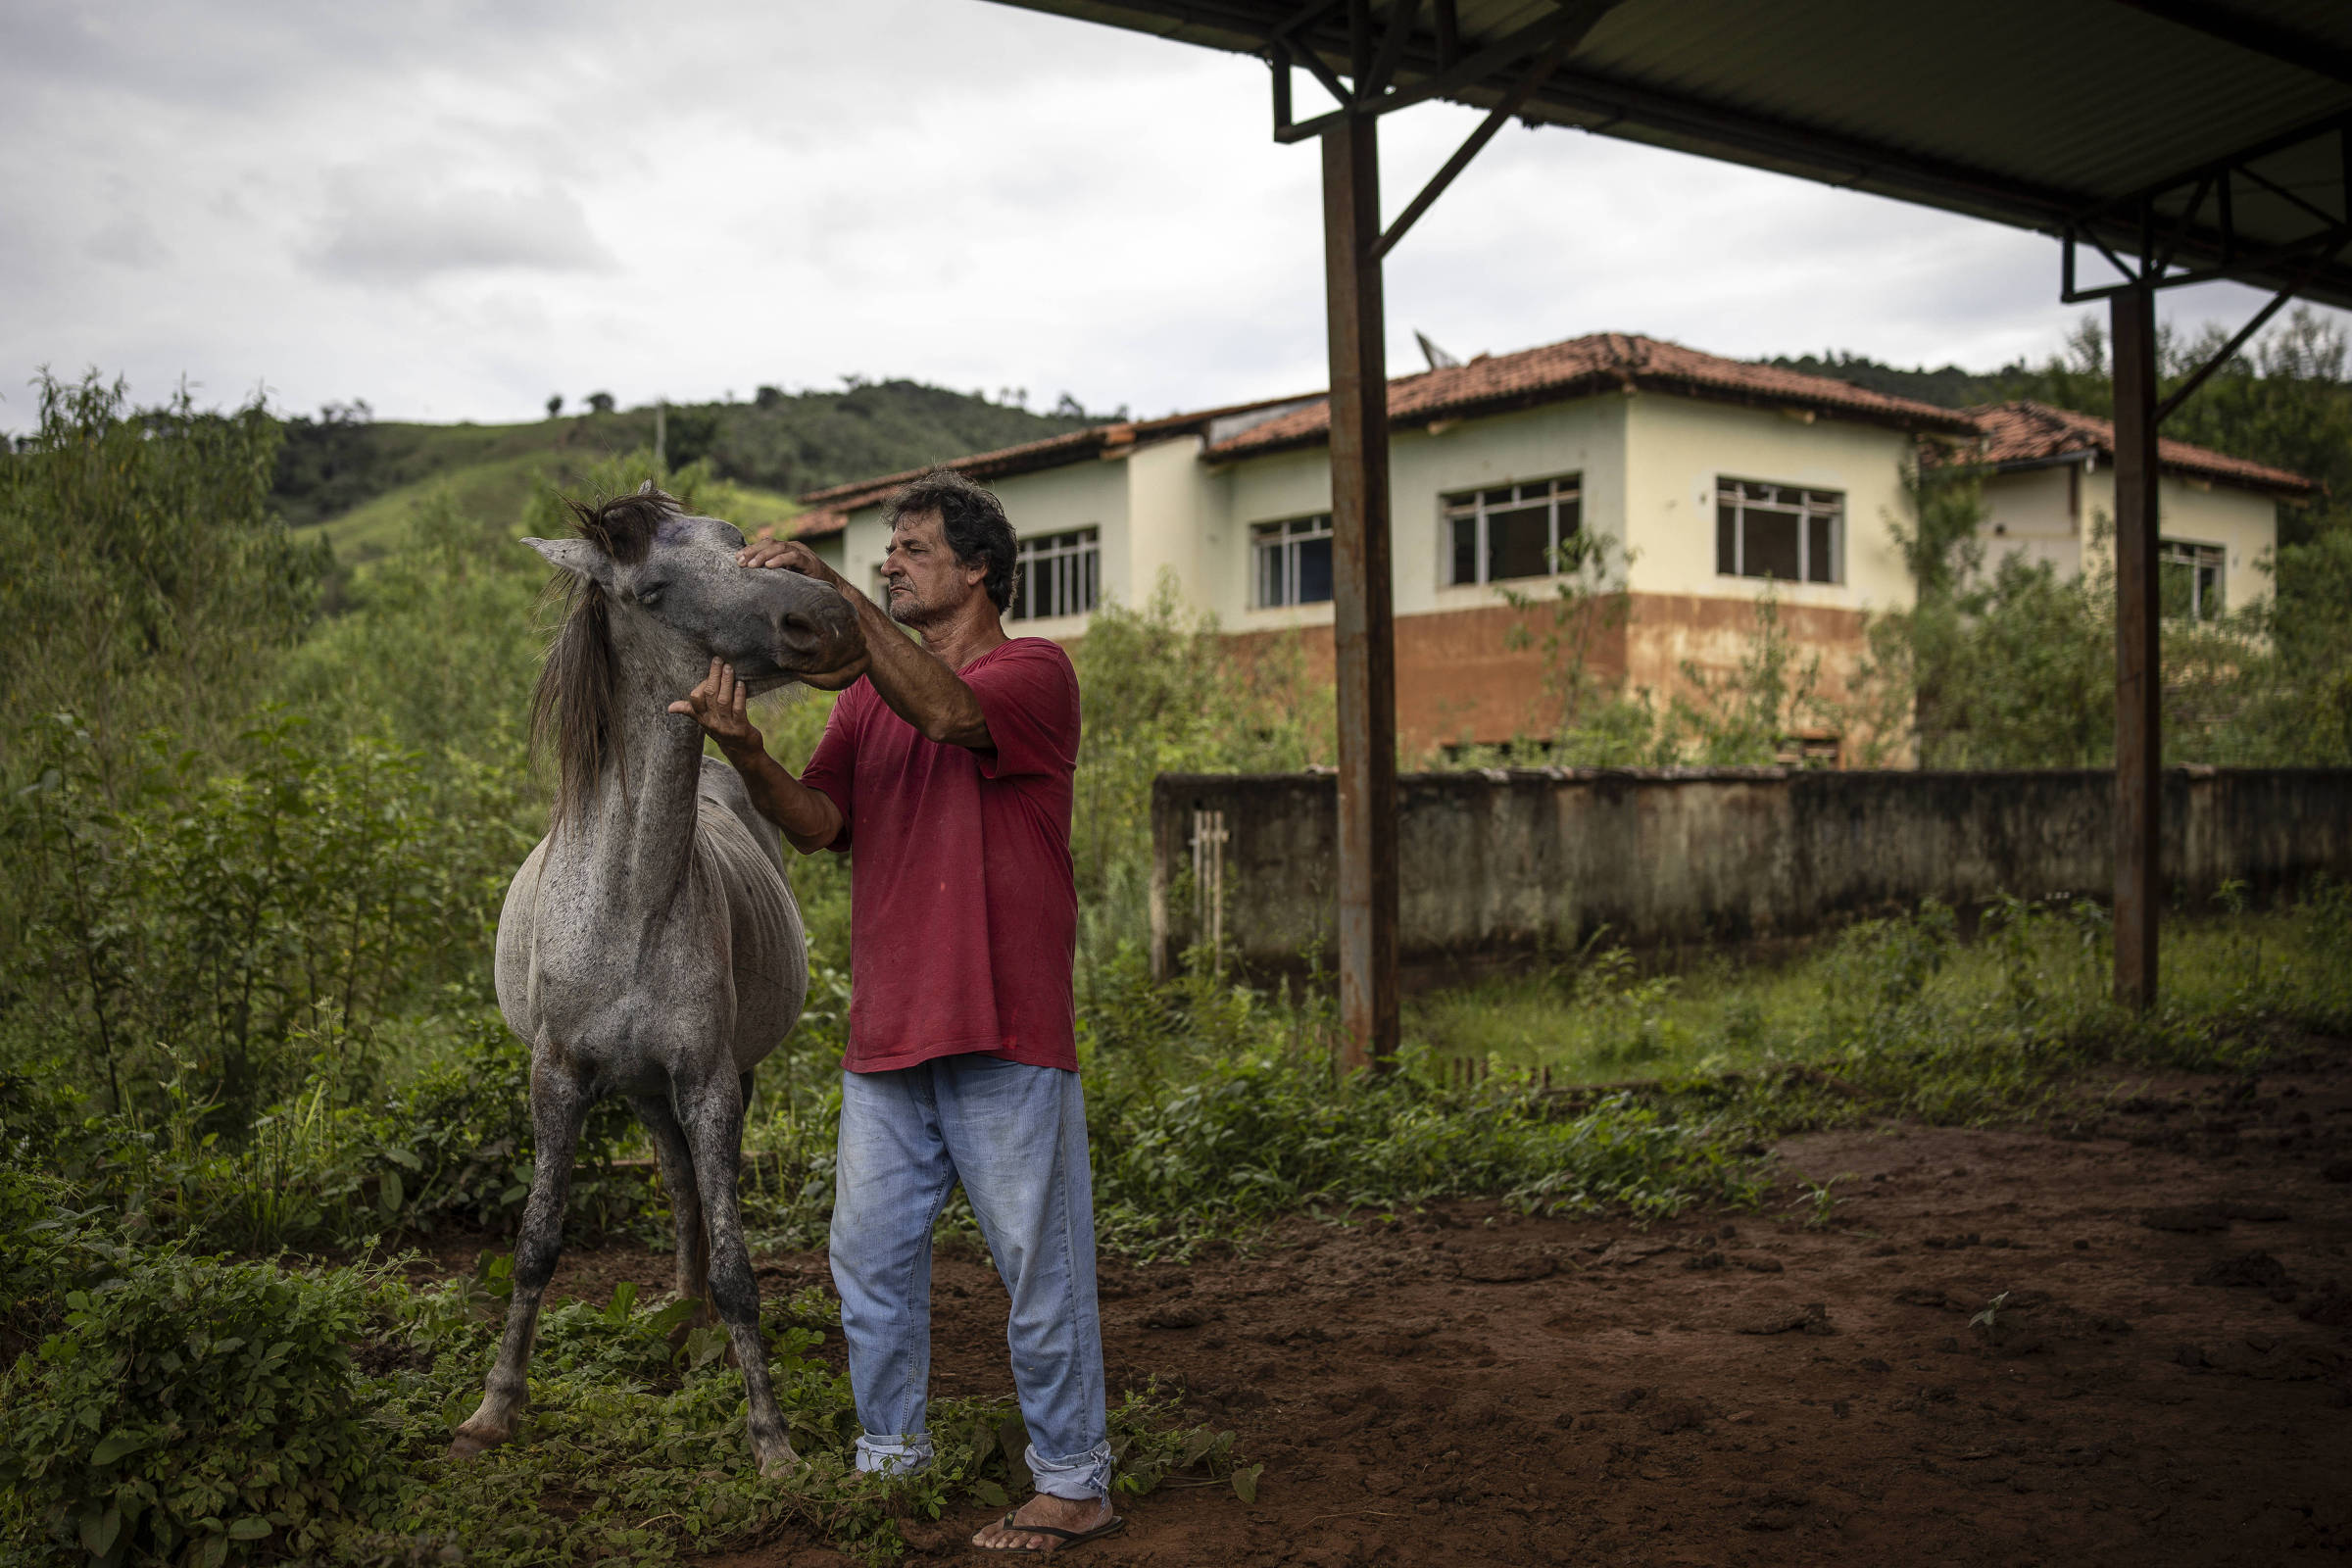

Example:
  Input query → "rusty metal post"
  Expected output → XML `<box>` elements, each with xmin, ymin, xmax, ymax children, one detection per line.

<box><xmin>2111</xmin><ymin>282</ymin><xmax>2162</xmax><ymax>1010</ymax></box>
<box><xmin>1321</xmin><ymin>109</ymin><xmax>1400</xmax><ymax>1070</ymax></box>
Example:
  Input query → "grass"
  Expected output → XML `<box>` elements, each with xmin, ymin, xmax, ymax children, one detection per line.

<box><xmin>6</xmin><ymin>889</ymin><xmax>2346</xmax><ymax>1565</ymax></box>
<box><xmin>1405</xmin><ymin>902</ymin><xmax>2335</xmax><ymax>1094</ymax></box>
<box><xmin>0</xmin><ymin>1195</ymin><xmax>1246</xmax><ymax>1568</ymax></box>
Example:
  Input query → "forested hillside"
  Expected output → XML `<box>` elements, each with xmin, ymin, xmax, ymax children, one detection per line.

<box><xmin>273</xmin><ymin>378</ymin><xmax>1102</xmax><ymax>530</ymax></box>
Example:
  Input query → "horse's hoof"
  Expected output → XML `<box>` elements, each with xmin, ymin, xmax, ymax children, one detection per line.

<box><xmin>758</xmin><ymin>1445</ymin><xmax>803</xmax><ymax>1481</ymax></box>
<box><xmin>447</xmin><ymin>1428</ymin><xmax>504</xmax><ymax>1462</ymax></box>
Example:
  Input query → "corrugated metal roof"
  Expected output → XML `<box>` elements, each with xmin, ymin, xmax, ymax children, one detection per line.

<box><xmin>988</xmin><ymin>0</ymin><xmax>2352</xmax><ymax>307</ymax></box>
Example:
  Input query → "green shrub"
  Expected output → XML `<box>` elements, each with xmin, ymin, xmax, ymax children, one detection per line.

<box><xmin>4</xmin><ymin>710</ymin><xmax>528</xmax><ymax>1129</ymax></box>
<box><xmin>1079</xmin><ymin>952</ymin><xmax>1765</xmax><ymax>1253</ymax></box>
<box><xmin>0</xmin><ymin>1247</ymin><xmax>387</xmax><ymax>1568</ymax></box>
<box><xmin>383</xmin><ymin>1009</ymin><xmax>640</xmax><ymax>1238</ymax></box>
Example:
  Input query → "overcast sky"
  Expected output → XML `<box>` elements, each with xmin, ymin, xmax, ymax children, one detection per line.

<box><xmin>2</xmin><ymin>0</ymin><xmax>2328</xmax><ymax>432</ymax></box>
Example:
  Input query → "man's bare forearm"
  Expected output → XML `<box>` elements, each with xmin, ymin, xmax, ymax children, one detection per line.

<box><xmin>844</xmin><ymin>589</ymin><xmax>993</xmax><ymax>750</ymax></box>
<box><xmin>718</xmin><ymin>740</ymin><xmax>843</xmax><ymax>855</ymax></box>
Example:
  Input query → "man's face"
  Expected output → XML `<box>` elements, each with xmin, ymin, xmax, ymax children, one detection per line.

<box><xmin>880</xmin><ymin>508</ymin><xmax>987</xmax><ymax>627</ymax></box>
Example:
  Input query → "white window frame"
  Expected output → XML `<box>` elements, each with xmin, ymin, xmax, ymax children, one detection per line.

<box><xmin>1251</xmin><ymin>514</ymin><xmax>1334</xmax><ymax>608</ymax></box>
<box><xmin>1716</xmin><ymin>476</ymin><xmax>1843</xmax><ymax>585</ymax></box>
<box><xmin>2159</xmin><ymin>538</ymin><xmax>2226</xmax><ymax>621</ymax></box>
<box><xmin>1442</xmin><ymin>474</ymin><xmax>1584</xmax><ymax>586</ymax></box>
<box><xmin>1007</xmin><ymin>526</ymin><xmax>1100</xmax><ymax>622</ymax></box>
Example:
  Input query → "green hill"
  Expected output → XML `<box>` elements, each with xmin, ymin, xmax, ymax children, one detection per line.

<box><xmin>276</xmin><ymin>379</ymin><xmax>1104</xmax><ymax>540</ymax></box>
<box><xmin>1758</xmin><ymin>350</ymin><xmax>2016</xmax><ymax>409</ymax></box>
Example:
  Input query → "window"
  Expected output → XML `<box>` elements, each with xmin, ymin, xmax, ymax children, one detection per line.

<box><xmin>1008</xmin><ymin>527</ymin><xmax>1099</xmax><ymax>621</ymax></box>
<box><xmin>1443</xmin><ymin>474</ymin><xmax>1583</xmax><ymax>585</ymax></box>
<box><xmin>1716</xmin><ymin>477</ymin><xmax>1841</xmax><ymax>584</ymax></box>
<box><xmin>1252</xmin><ymin>514</ymin><xmax>1333</xmax><ymax>607</ymax></box>
<box><xmin>2160</xmin><ymin>539</ymin><xmax>2225</xmax><ymax>621</ymax></box>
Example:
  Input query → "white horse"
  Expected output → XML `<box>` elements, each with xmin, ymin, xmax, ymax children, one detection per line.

<box><xmin>450</xmin><ymin>485</ymin><xmax>861</xmax><ymax>1474</ymax></box>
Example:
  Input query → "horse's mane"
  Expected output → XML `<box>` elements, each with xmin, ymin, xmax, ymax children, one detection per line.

<box><xmin>530</xmin><ymin>487</ymin><xmax>681</xmax><ymax>827</ymax></box>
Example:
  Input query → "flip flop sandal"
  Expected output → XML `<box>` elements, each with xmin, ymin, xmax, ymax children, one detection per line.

<box><xmin>972</xmin><ymin>1511</ymin><xmax>1128</xmax><ymax>1553</ymax></box>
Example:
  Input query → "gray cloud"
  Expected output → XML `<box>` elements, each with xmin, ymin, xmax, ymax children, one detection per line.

<box><xmin>308</xmin><ymin>170</ymin><xmax>615</xmax><ymax>283</ymax></box>
<box><xmin>84</xmin><ymin>213</ymin><xmax>170</xmax><ymax>270</ymax></box>
<box><xmin>0</xmin><ymin>0</ymin><xmax>2334</xmax><ymax>429</ymax></box>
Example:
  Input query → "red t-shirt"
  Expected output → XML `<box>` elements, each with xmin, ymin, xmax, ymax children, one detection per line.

<box><xmin>798</xmin><ymin>637</ymin><xmax>1081</xmax><ymax>1073</ymax></box>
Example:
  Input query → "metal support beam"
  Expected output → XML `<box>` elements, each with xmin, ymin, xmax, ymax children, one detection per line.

<box><xmin>1274</xmin><ymin>5</ymin><xmax>1599</xmax><ymax>141</ymax></box>
<box><xmin>2155</xmin><ymin>281</ymin><xmax>2296</xmax><ymax>422</ymax></box>
<box><xmin>2111</xmin><ymin>283</ymin><xmax>2162</xmax><ymax>1011</ymax></box>
<box><xmin>2061</xmin><ymin>110</ymin><xmax>2352</xmax><ymax>305</ymax></box>
<box><xmin>1320</xmin><ymin>109</ymin><xmax>1399</xmax><ymax>1070</ymax></box>
<box><xmin>1371</xmin><ymin>20</ymin><xmax>1584</xmax><ymax>261</ymax></box>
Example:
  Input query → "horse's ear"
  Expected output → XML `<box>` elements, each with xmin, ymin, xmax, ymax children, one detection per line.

<box><xmin>636</xmin><ymin>479</ymin><xmax>657</xmax><ymax>496</ymax></box>
<box><xmin>523</xmin><ymin>536</ymin><xmax>613</xmax><ymax>589</ymax></box>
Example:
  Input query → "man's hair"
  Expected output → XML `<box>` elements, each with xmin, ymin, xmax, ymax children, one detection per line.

<box><xmin>884</xmin><ymin>467</ymin><xmax>1017</xmax><ymax>613</ymax></box>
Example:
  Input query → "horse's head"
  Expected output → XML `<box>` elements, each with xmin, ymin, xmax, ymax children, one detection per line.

<box><xmin>525</xmin><ymin>484</ymin><xmax>861</xmax><ymax>689</ymax></box>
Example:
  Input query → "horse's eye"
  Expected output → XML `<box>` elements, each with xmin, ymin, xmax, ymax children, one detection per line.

<box><xmin>636</xmin><ymin>585</ymin><xmax>664</xmax><ymax>608</ymax></box>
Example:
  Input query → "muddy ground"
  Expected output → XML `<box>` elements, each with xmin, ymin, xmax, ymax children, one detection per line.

<box><xmin>449</xmin><ymin>1044</ymin><xmax>2352</xmax><ymax>1567</ymax></box>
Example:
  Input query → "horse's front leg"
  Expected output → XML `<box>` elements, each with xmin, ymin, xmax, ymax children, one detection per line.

<box><xmin>451</xmin><ymin>1051</ymin><xmax>590</xmax><ymax>1460</ymax></box>
<box><xmin>679</xmin><ymin>1067</ymin><xmax>797</xmax><ymax>1474</ymax></box>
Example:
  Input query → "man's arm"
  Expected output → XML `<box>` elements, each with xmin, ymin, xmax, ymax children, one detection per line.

<box><xmin>739</xmin><ymin>541</ymin><xmax>992</xmax><ymax>751</ymax></box>
<box><xmin>668</xmin><ymin>660</ymin><xmax>844</xmax><ymax>854</ymax></box>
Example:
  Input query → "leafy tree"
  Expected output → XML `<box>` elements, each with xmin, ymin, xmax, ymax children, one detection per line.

<box><xmin>0</xmin><ymin>373</ymin><xmax>320</xmax><ymax>781</ymax></box>
<box><xmin>662</xmin><ymin>404</ymin><xmax>721</xmax><ymax>471</ymax></box>
<box><xmin>585</xmin><ymin>390</ymin><xmax>615</xmax><ymax>416</ymax></box>
<box><xmin>1661</xmin><ymin>590</ymin><xmax>1839</xmax><ymax>765</ymax></box>
<box><xmin>1491</xmin><ymin>533</ymin><xmax>1668</xmax><ymax>765</ymax></box>
<box><xmin>1065</xmin><ymin>581</ymin><xmax>1331</xmax><ymax>977</ymax></box>
<box><xmin>1851</xmin><ymin>469</ymin><xmax>2115</xmax><ymax>768</ymax></box>
<box><xmin>546</xmin><ymin>393</ymin><xmax>562</xmax><ymax>418</ymax></box>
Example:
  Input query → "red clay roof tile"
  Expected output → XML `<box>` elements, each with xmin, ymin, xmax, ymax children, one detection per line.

<box><xmin>1200</xmin><ymin>331</ymin><xmax>1981</xmax><ymax>458</ymax></box>
<box><xmin>1945</xmin><ymin>400</ymin><xmax>2315</xmax><ymax>496</ymax></box>
<box><xmin>747</xmin><ymin>508</ymin><xmax>847</xmax><ymax>544</ymax></box>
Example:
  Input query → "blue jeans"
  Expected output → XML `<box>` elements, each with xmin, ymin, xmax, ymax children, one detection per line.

<box><xmin>829</xmin><ymin>1055</ymin><xmax>1112</xmax><ymax>1500</ymax></box>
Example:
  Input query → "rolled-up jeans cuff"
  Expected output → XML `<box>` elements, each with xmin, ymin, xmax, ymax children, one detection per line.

<box><xmin>855</xmin><ymin>1432</ymin><xmax>935</xmax><ymax>1476</ymax></box>
<box><xmin>1026</xmin><ymin>1440</ymin><xmax>1113</xmax><ymax>1501</ymax></box>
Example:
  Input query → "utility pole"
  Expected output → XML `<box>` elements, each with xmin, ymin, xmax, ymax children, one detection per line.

<box><xmin>655</xmin><ymin>399</ymin><xmax>668</xmax><ymax>474</ymax></box>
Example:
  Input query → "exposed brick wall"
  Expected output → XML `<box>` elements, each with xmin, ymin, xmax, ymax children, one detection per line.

<box><xmin>1217</xmin><ymin>596</ymin><xmax>1873</xmax><ymax>759</ymax></box>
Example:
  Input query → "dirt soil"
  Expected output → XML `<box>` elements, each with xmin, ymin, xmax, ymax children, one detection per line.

<box><xmin>441</xmin><ymin>1043</ymin><xmax>2352</xmax><ymax>1567</ymax></box>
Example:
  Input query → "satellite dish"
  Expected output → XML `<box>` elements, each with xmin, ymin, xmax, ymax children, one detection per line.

<box><xmin>1414</xmin><ymin>330</ymin><xmax>1463</xmax><ymax>371</ymax></box>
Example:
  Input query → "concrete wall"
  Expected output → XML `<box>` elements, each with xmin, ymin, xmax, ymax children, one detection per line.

<box><xmin>1150</xmin><ymin>766</ymin><xmax>2352</xmax><ymax>983</ymax></box>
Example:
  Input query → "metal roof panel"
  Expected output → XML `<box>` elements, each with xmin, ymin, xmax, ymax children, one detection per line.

<box><xmin>992</xmin><ymin>0</ymin><xmax>2352</xmax><ymax>305</ymax></box>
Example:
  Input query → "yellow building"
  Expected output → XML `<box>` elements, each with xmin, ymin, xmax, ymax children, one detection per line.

<box><xmin>1960</xmin><ymin>401</ymin><xmax>2313</xmax><ymax>618</ymax></box>
<box><xmin>784</xmin><ymin>336</ymin><xmax>2307</xmax><ymax>758</ymax></box>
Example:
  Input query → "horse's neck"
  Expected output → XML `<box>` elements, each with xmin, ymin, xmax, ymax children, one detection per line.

<box><xmin>566</xmin><ymin>644</ymin><xmax>707</xmax><ymax>906</ymax></box>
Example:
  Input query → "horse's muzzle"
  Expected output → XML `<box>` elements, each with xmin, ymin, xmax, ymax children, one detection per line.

<box><xmin>772</xmin><ymin>590</ymin><xmax>860</xmax><ymax>674</ymax></box>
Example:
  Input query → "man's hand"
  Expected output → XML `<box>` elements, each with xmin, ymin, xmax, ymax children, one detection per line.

<box><xmin>668</xmin><ymin>659</ymin><xmax>764</xmax><ymax>758</ymax></box>
<box><xmin>739</xmin><ymin>537</ymin><xmax>847</xmax><ymax>592</ymax></box>
<box><xmin>670</xmin><ymin>656</ymin><xmax>847</xmax><ymax>856</ymax></box>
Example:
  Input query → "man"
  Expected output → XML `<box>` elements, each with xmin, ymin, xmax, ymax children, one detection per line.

<box><xmin>668</xmin><ymin>468</ymin><xmax>1118</xmax><ymax>1553</ymax></box>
